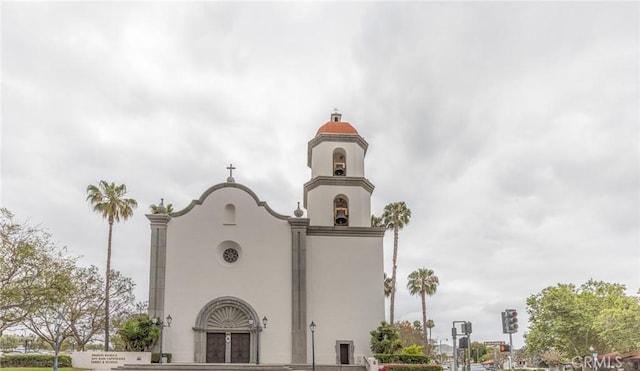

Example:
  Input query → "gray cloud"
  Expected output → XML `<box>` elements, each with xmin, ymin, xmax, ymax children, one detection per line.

<box><xmin>2</xmin><ymin>1</ymin><xmax>637</xmax><ymax>347</ymax></box>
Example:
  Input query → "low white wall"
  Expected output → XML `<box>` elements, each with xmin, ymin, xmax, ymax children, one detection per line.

<box><xmin>72</xmin><ymin>351</ymin><xmax>151</xmax><ymax>371</ymax></box>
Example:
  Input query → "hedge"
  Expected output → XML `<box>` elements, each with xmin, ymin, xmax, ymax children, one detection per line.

<box><xmin>0</xmin><ymin>353</ymin><xmax>72</xmax><ymax>367</ymax></box>
<box><xmin>375</xmin><ymin>354</ymin><xmax>433</xmax><ymax>364</ymax></box>
<box><xmin>379</xmin><ymin>365</ymin><xmax>443</xmax><ymax>371</ymax></box>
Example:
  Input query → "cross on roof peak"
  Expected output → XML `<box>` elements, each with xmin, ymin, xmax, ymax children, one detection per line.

<box><xmin>226</xmin><ymin>163</ymin><xmax>236</xmax><ymax>183</ymax></box>
<box><xmin>226</xmin><ymin>163</ymin><xmax>236</xmax><ymax>177</ymax></box>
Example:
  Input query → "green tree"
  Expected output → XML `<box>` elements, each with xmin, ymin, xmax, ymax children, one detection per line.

<box><xmin>86</xmin><ymin>181</ymin><xmax>138</xmax><ymax>351</ymax></box>
<box><xmin>395</xmin><ymin>320</ymin><xmax>424</xmax><ymax>348</ymax></box>
<box><xmin>370</xmin><ymin>321</ymin><xmax>402</xmax><ymax>354</ymax></box>
<box><xmin>380</xmin><ymin>201</ymin><xmax>411</xmax><ymax>324</ymax></box>
<box><xmin>425</xmin><ymin>319</ymin><xmax>435</xmax><ymax>344</ymax></box>
<box><xmin>67</xmin><ymin>265</ymin><xmax>104</xmax><ymax>350</ymax></box>
<box><xmin>0</xmin><ymin>334</ymin><xmax>22</xmax><ymax>351</ymax></box>
<box><xmin>0</xmin><ymin>208</ymin><xmax>75</xmax><ymax>332</ymax></box>
<box><xmin>525</xmin><ymin>279</ymin><xmax>640</xmax><ymax>360</ymax></box>
<box><xmin>24</xmin><ymin>267</ymin><xmax>135</xmax><ymax>351</ymax></box>
<box><xmin>470</xmin><ymin>341</ymin><xmax>487</xmax><ymax>363</ymax></box>
<box><xmin>115</xmin><ymin>314</ymin><xmax>159</xmax><ymax>351</ymax></box>
<box><xmin>65</xmin><ymin>267</ymin><xmax>135</xmax><ymax>351</ymax></box>
<box><xmin>407</xmin><ymin>268</ymin><xmax>439</xmax><ymax>352</ymax></box>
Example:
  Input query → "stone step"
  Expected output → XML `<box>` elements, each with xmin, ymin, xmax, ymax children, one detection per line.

<box><xmin>115</xmin><ymin>366</ymin><xmax>291</xmax><ymax>371</ymax></box>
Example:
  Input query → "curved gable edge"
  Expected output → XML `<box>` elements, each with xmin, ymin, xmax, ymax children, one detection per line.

<box><xmin>170</xmin><ymin>182</ymin><xmax>290</xmax><ymax>220</ymax></box>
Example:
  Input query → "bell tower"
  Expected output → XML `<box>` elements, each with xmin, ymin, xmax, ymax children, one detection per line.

<box><xmin>303</xmin><ymin>111</ymin><xmax>374</xmax><ymax>227</ymax></box>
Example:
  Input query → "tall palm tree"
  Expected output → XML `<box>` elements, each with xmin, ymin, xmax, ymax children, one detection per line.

<box><xmin>407</xmin><ymin>268</ymin><xmax>439</xmax><ymax>353</ymax></box>
<box><xmin>384</xmin><ymin>272</ymin><xmax>394</xmax><ymax>298</ymax></box>
<box><xmin>86</xmin><ymin>181</ymin><xmax>137</xmax><ymax>351</ymax></box>
<box><xmin>381</xmin><ymin>201</ymin><xmax>411</xmax><ymax>324</ymax></box>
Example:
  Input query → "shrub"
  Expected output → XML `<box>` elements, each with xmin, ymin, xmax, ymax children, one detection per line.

<box><xmin>379</xmin><ymin>365</ymin><xmax>442</xmax><ymax>371</ymax></box>
<box><xmin>0</xmin><ymin>353</ymin><xmax>72</xmax><ymax>367</ymax></box>
<box><xmin>375</xmin><ymin>353</ymin><xmax>432</xmax><ymax>364</ymax></box>
<box><xmin>118</xmin><ymin>314</ymin><xmax>159</xmax><ymax>351</ymax></box>
<box><xmin>151</xmin><ymin>352</ymin><xmax>173</xmax><ymax>363</ymax></box>
<box><xmin>371</xmin><ymin>321</ymin><xmax>402</xmax><ymax>354</ymax></box>
<box><xmin>401</xmin><ymin>344</ymin><xmax>424</xmax><ymax>355</ymax></box>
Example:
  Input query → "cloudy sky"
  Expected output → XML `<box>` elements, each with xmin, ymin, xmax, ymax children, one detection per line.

<box><xmin>2</xmin><ymin>1</ymin><xmax>638</xmax><ymax>348</ymax></box>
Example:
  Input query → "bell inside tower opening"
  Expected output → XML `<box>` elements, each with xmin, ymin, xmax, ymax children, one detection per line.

<box><xmin>334</xmin><ymin>196</ymin><xmax>349</xmax><ymax>225</ymax></box>
<box><xmin>333</xmin><ymin>148</ymin><xmax>346</xmax><ymax>176</ymax></box>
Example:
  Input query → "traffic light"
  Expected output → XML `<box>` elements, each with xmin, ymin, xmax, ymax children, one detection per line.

<box><xmin>459</xmin><ymin>337</ymin><xmax>468</xmax><ymax>349</ymax></box>
<box><xmin>461</xmin><ymin>321</ymin><xmax>473</xmax><ymax>335</ymax></box>
<box><xmin>499</xmin><ymin>344</ymin><xmax>511</xmax><ymax>352</ymax></box>
<box><xmin>501</xmin><ymin>312</ymin><xmax>508</xmax><ymax>333</ymax></box>
<box><xmin>505</xmin><ymin>309</ymin><xmax>519</xmax><ymax>333</ymax></box>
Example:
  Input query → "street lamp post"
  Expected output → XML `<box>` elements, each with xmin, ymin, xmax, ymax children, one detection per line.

<box><xmin>249</xmin><ymin>316</ymin><xmax>268</xmax><ymax>364</ymax></box>
<box><xmin>438</xmin><ymin>338</ymin><xmax>448</xmax><ymax>363</ymax></box>
<box><xmin>152</xmin><ymin>315</ymin><xmax>172</xmax><ymax>364</ymax></box>
<box><xmin>53</xmin><ymin>313</ymin><xmax>63</xmax><ymax>371</ymax></box>
<box><xmin>309</xmin><ymin>321</ymin><xmax>316</xmax><ymax>371</ymax></box>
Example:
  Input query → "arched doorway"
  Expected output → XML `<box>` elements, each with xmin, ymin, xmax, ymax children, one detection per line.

<box><xmin>193</xmin><ymin>297</ymin><xmax>259</xmax><ymax>363</ymax></box>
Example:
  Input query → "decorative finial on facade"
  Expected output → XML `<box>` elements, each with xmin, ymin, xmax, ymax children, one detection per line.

<box><xmin>330</xmin><ymin>108</ymin><xmax>342</xmax><ymax>123</ymax></box>
<box><xmin>226</xmin><ymin>163</ymin><xmax>236</xmax><ymax>183</ymax></box>
<box><xmin>157</xmin><ymin>198</ymin><xmax>167</xmax><ymax>214</ymax></box>
<box><xmin>294</xmin><ymin>202</ymin><xmax>304</xmax><ymax>218</ymax></box>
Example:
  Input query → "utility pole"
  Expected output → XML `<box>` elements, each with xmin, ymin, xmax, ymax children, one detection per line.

<box><xmin>508</xmin><ymin>332</ymin><xmax>514</xmax><ymax>371</ymax></box>
<box><xmin>452</xmin><ymin>326</ymin><xmax>457</xmax><ymax>371</ymax></box>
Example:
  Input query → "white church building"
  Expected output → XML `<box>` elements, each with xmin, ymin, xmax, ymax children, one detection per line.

<box><xmin>146</xmin><ymin>112</ymin><xmax>385</xmax><ymax>365</ymax></box>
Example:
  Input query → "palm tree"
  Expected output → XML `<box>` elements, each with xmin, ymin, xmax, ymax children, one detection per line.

<box><xmin>407</xmin><ymin>268</ymin><xmax>439</xmax><ymax>353</ymax></box>
<box><xmin>371</xmin><ymin>215</ymin><xmax>383</xmax><ymax>227</ymax></box>
<box><xmin>425</xmin><ymin>319</ymin><xmax>435</xmax><ymax>349</ymax></box>
<box><xmin>86</xmin><ymin>181</ymin><xmax>137</xmax><ymax>351</ymax></box>
<box><xmin>381</xmin><ymin>201</ymin><xmax>411</xmax><ymax>324</ymax></box>
<box><xmin>384</xmin><ymin>272</ymin><xmax>394</xmax><ymax>298</ymax></box>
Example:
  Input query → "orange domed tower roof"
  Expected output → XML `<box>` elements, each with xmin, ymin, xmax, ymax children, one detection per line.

<box><xmin>316</xmin><ymin>111</ymin><xmax>358</xmax><ymax>136</ymax></box>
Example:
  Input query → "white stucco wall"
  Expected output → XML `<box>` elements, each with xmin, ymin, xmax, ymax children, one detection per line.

<box><xmin>306</xmin><ymin>234</ymin><xmax>384</xmax><ymax>364</ymax></box>
<box><xmin>306</xmin><ymin>186</ymin><xmax>372</xmax><ymax>227</ymax></box>
<box><xmin>310</xmin><ymin>140</ymin><xmax>366</xmax><ymax>178</ymax></box>
<box><xmin>162</xmin><ymin>186</ymin><xmax>292</xmax><ymax>363</ymax></box>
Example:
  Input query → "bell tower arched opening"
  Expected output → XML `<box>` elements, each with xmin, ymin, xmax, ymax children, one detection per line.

<box><xmin>334</xmin><ymin>196</ymin><xmax>349</xmax><ymax>226</ymax></box>
<box><xmin>333</xmin><ymin>148</ymin><xmax>347</xmax><ymax>176</ymax></box>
